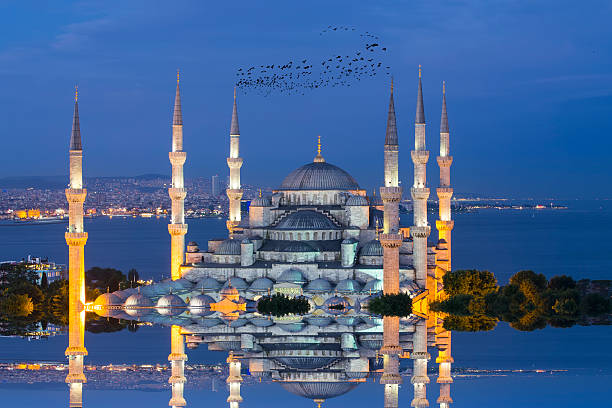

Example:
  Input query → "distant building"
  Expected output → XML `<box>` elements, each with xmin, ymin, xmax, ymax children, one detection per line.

<box><xmin>0</xmin><ymin>255</ymin><xmax>67</xmax><ymax>285</ymax></box>
<box><xmin>211</xmin><ymin>175</ymin><xmax>222</xmax><ymax>197</ymax></box>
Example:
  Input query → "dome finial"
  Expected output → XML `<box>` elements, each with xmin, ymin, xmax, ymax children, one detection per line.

<box><xmin>314</xmin><ymin>399</ymin><xmax>325</xmax><ymax>408</ymax></box>
<box><xmin>177</xmin><ymin>69</ymin><xmax>180</xmax><ymax>84</ymax></box>
<box><xmin>75</xmin><ymin>85</ymin><xmax>78</xmax><ymax>102</ymax></box>
<box><xmin>375</xmin><ymin>218</ymin><xmax>380</xmax><ymax>239</ymax></box>
<box><xmin>314</xmin><ymin>135</ymin><xmax>325</xmax><ymax>162</ymax></box>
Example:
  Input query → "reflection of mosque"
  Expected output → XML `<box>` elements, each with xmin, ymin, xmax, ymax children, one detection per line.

<box><xmin>67</xmin><ymin>67</ymin><xmax>455</xmax><ymax>407</ymax></box>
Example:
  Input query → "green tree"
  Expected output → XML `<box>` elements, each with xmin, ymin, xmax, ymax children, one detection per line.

<box><xmin>443</xmin><ymin>270</ymin><xmax>498</xmax><ymax>297</ymax></box>
<box><xmin>85</xmin><ymin>267</ymin><xmax>127</xmax><ymax>292</ymax></box>
<box><xmin>0</xmin><ymin>293</ymin><xmax>34</xmax><ymax>317</ymax></box>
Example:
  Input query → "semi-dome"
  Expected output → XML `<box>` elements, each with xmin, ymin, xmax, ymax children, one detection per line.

<box><xmin>216</xmin><ymin>239</ymin><xmax>241</xmax><ymax>255</ymax></box>
<box><xmin>305</xmin><ymin>278</ymin><xmax>333</xmax><ymax>292</ymax></box>
<box><xmin>345</xmin><ymin>195</ymin><xmax>369</xmax><ymax>206</ymax></box>
<box><xmin>336</xmin><ymin>279</ymin><xmax>362</xmax><ymax>293</ymax></box>
<box><xmin>360</xmin><ymin>240</ymin><xmax>383</xmax><ymax>256</ymax></box>
<box><xmin>277</xmin><ymin>268</ymin><xmax>307</xmax><ymax>284</ymax></box>
<box><xmin>251</xmin><ymin>196</ymin><xmax>272</xmax><ymax>207</ymax></box>
<box><xmin>124</xmin><ymin>293</ymin><xmax>154</xmax><ymax>308</ymax></box>
<box><xmin>249</xmin><ymin>277</ymin><xmax>274</xmax><ymax>292</ymax></box>
<box><xmin>280</xmin><ymin>382</ymin><xmax>359</xmax><ymax>401</ymax></box>
<box><xmin>195</xmin><ymin>277</ymin><xmax>222</xmax><ymax>292</ymax></box>
<box><xmin>275</xmin><ymin>210</ymin><xmax>339</xmax><ymax>230</ymax></box>
<box><xmin>280</xmin><ymin>161</ymin><xmax>360</xmax><ymax>191</ymax></box>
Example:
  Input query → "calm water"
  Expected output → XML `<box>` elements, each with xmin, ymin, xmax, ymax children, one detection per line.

<box><xmin>1</xmin><ymin>201</ymin><xmax>611</xmax><ymax>407</ymax></box>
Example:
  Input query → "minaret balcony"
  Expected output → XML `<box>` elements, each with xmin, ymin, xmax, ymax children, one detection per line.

<box><xmin>435</xmin><ymin>220</ymin><xmax>454</xmax><ymax>231</ymax></box>
<box><xmin>168</xmin><ymin>187</ymin><xmax>187</xmax><ymax>200</ymax></box>
<box><xmin>437</xmin><ymin>396</ymin><xmax>454</xmax><ymax>404</ymax></box>
<box><xmin>436</xmin><ymin>188</ymin><xmax>453</xmax><ymax>200</ymax></box>
<box><xmin>65</xmin><ymin>373</ymin><xmax>87</xmax><ymax>383</ymax></box>
<box><xmin>380</xmin><ymin>233</ymin><xmax>403</xmax><ymax>248</ymax></box>
<box><xmin>380</xmin><ymin>186</ymin><xmax>402</xmax><ymax>202</ymax></box>
<box><xmin>227</xmin><ymin>157</ymin><xmax>243</xmax><ymax>169</ymax></box>
<box><xmin>168</xmin><ymin>224</ymin><xmax>188</xmax><ymax>236</ymax></box>
<box><xmin>410</xmin><ymin>187</ymin><xmax>430</xmax><ymax>200</ymax></box>
<box><xmin>169</xmin><ymin>151</ymin><xmax>187</xmax><ymax>165</ymax></box>
<box><xmin>410</xmin><ymin>351</ymin><xmax>431</xmax><ymax>360</ymax></box>
<box><xmin>411</xmin><ymin>150</ymin><xmax>430</xmax><ymax>164</ymax></box>
<box><xmin>168</xmin><ymin>375</ymin><xmax>187</xmax><ymax>384</ymax></box>
<box><xmin>65</xmin><ymin>232</ymin><xmax>88</xmax><ymax>246</ymax></box>
<box><xmin>437</xmin><ymin>156</ymin><xmax>453</xmax><ymax>167</ymax></box>
<box><xmin>226</xmin><ymin>188</ymin><xmax>244</xmax><ymax>200</ymax></box>
<box><xmin>65</xmin><ymin>188</ymin><xmax>87</xmax><ymax>203</ymax></box>
<box><xmin>380</xmin><ymin>372</ymin><xmax>403</xmax><ymax>384</ymax></box>
<box><xmin>410</xmin><ymin>226</ymin><xmax>431</xmax><ymax>239</ymax></box>
<box><xmin>65</xmin><ymin>346</ymin><xmax>88</xmax><ymax>356</ymax></box>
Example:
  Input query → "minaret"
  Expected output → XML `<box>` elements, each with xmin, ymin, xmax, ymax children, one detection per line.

<box><xmin>436</xmin><ymin>81</ymin><xmax>454</xmax><ymax>272</ymax></box>
<box><xmin>226</xmin><ymin>88</ymin><xmax>243</xmax><ymax>236</ymax></box>
<box><xmin>379</xmin><ymin>79</ymin><xmax>403</xmax><ymax>408</ymax></box>
<box><xmin>436</xmin><ymin>82</ymin><xmax>454</xmax><ymax>408</ymax></box>
<box><xmin>226</xmin><ymin>352</ymin><xmax>243</xmax><ymax>408</ymax></box>
<box><xmin>168</xmin><ymin>71</ymin><xmax>188</xmax><ymax>280</ymax></box>
<box><xmin>168</xmin><ymin>325</ymin><xmax>187</xmax><ymax>408</ymax></box>
<box><xmin>410</xmin><ymin>66</ymin><xmax>430</xmax><ymax>408</ymax></box>
<box><xmin>65</xmin><ymin>86</ymin><xmax>87</xmax><ymax>408</ymax></box>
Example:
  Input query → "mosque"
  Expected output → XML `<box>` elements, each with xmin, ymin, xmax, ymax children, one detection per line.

<box><xmin>75</xmin><ymin>67</ymin><xmax>455</xmax><ymax>408</ymax></box>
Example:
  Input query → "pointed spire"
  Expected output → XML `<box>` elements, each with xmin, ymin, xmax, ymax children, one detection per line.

<box><xmin>230</xmin><ymin>87</ymin><xmax>240</xmax><ymax>135</ymax></box>
<box><xmin>415</xmin><ymin>65</ymin><xmax>425</xmax><ymax>124</ymax></box>
<box><xmin>385</xmin><ymin>77</ymin><xmax>398</xmax><ymax>145</ymax></box>
<box><xmin>173</xmin><ymin>70</ymin><xmax>183</xmax><ymax>126</ymax></box>
<box><xmin>314</xmin><ymin>135</ymin><xmax>325</xmax><ymax>162</ymax></box>
<box><xmin>440</xmin><ymin>81</ymin><xmax>449</xmax><ymax>133</ymax></box>
<box><xmin>70</xmin><ymin>85</ymin><xmax>82</xmax><ymax>150</ymax></box>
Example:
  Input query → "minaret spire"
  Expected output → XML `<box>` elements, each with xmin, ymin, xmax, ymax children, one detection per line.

<box><xmin>226</xmin><ymin>88</ymin><xmax>244</xmax><ymax>235</ymax></box>
<box><xmin>65</xmin><ymin>87</ymin><xmax>88</xmax><ymax>408</ymax></box>
<box><xmin>416</xmin><ymin>65</ymin><xmax>425</xmax><ymax>124</ymax></box>
<box><xmin>168</xmin><ymin>73</ymin><xmax>188</xmax><ymax>280</ymax></box>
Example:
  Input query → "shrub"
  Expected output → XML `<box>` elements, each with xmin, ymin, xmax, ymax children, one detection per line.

<box><xmin>257</xmin><ymin>294</ymin><xmax>310</xmax><ymax>317</ymax></box>
<box><xmin>368</xmin><ymin>293</ymin><xmax>412</xmax><ymax>317</ymax></box>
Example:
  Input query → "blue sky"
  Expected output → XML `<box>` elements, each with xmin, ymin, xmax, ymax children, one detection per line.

<box><xmin>1</xmin><ymin>0</ymin><xmax>611</xmax><ymax>198</ymax></box>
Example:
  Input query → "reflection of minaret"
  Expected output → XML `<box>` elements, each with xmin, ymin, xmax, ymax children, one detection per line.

<box><xmin>64</xmin><ymin>86</ymin><xmax>87</xmax><ymax>408</ymax></box>
<box><xmin>169</xmin><ymin>325</ymin><xmax>187</xmax><ymax>407</ymax></box>
<box><xmin>168</xmin><ymin>71</ymin><xmax>188</xmax><ymax>281</ymax></box>
<box><xmin>226</xmin><ymin>88</ymin><xmax>243</xmax><ymax>236</ymax></box>
<box><xmin>410</xmin><ymin>66</ymin><xmax>430</xmax><ymax>408</ymax></box>
<box><xmin>436</xmin><ymin>82</ymin><xmax>454</xmax><ymax>408</ymax></box>
<box><xmin>379</xmin><ymin>79</ymin><xmax>403</xmax><ymax>408</ymax></box>
<box><xmin>226</xmin><ymin>351</ymin><xmax>243</xmax><ymax>408</ymax></box>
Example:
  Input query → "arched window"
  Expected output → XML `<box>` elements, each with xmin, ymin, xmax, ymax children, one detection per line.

<box><xmin>305</xmin><ymin>232</ymin><xmax>310</xmax><ymax>240</ymax></box>
<box><xmin>297</xmin><ymin>233</ymin><xmax>302</xmax><ymax>240</ymax></box>
<box><xmin>322</xmin><ymin>232</ymin><xmax>326</xmax><ymax>240</ymax></box>
<box><xmin>314</xmin><ymin>232</ymin><xmax>318</xmax><ymax>240</ymax></box>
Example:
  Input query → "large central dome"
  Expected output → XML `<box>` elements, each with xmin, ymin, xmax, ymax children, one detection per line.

<box><xmin>280</xmin><ymin>162</ymin><xmax>360</xmax><ymax>191</ymax></box>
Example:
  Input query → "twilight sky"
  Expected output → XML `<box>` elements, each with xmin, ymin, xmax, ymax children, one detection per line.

<box><xmin>1</xmin><ymin>0</ymin><xmax>611</xmax><ymax>198</ymax></box>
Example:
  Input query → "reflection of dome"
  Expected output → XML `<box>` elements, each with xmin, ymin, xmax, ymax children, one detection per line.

<box><xmin>124</xmin><ymin>293</ymin><xmax>154</xmax><ymax>308</ymax></box>
<box><xmin>250</xmin><ymin>317</ymin><xmax>274</xmax><ymax>327</ymax></box>
<box><xmin>280</xmin><ymin>161</ymin><xmax>360</xmax><ymax>191</ymax></box>
<box><xmin>249</xmin><ymin>277</ymin><xmax>274</xmax><ymax>292</ymax></box>
<box><xmin>306</xmin><ymin>316</ymin><xmax>333</xmax><ymax>327</ymax></box>
<box><xmin>195</xmin><ymin>277</ymin><xmax>222</xmax><ymax>292</ymax></box>
<box><xmin>278</xmin><ymin>269</ymin><xmax>307</xmax><ymax>284</ymax></box>
<box><xmin>280</xmin><ymin>382</ymin><xmax>359</xmax><ymax>400</ymax></box>
<box><xmin>189</xmin><ymin>294</ymin><xmax>215</xmax><ymax>308</ymax></box>
<box><xmin>345</xmin><ymin>195</ymin><xmax>369</xmax><ymax>206</ymax></box>
<box><xmin>305</xmin><ymin>278</ymin><xmax>333</xmax><ymax>292</ymax></box>
<box><xmin>276</xmin><ymin>210</ymin><xmax>339</xmax><ymax>230</ymax></box>
<box><xmin>216</xmin><ymin>239</ymin><xmax>241</xmax><ymax>255</ymax></box>
<box><xmin>360</xmin><ymin>240</ymin><xmax>383</xmax><ymax>256</ymax></box>
<box><xmin>93</xmin><ymin>292</ymin><xmax>122</xmax><ymax>308</ymax></box>
<box><xmin>336</xmin><ymin>279</ymin><xmax>362</xmax><ymax>293</ymax></box>
<box><xmin>156</xmin><ymin>294</ymin><xmax>186</xmax><ymax>315</ymax></box>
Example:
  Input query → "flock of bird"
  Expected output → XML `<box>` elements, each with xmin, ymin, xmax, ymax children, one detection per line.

<box><xmin>235</xmin><ymin>26</ymin><xmax>391</xmax><ymax>96</ymax></box>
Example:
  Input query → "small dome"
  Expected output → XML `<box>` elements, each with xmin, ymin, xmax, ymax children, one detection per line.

<box><xmin>336</xmin><ymin>316</ymin><xmax>362</xmax><ymax>326</ymax></box>
<box><xmin>251</xmin><ymin>196</ymin><xmax>272</xmax><ymax>207</ymax></box>
<box><xmin>278</xmin><ymin>269</ymin><xmax>307</xmax><ymax>284</ymax></box>
<box><xmin>124</xmin><ymin>293</ymin><xmax>154</xmax><ymax>308</ymax></box>
<box><xmin>360</xmin><ymin>240</ymin><xmax>383</xmax><ymax>256</ymax></box>
<box><xmin>195</xmin><ymin>277</ymin><xmax>222</xmax><ymax>292</ymax></box>
<box><xmin>305</xmin><ymin>278</ymin><xmax>333</xmax><ymax>292</ymax></box>
<box><xmin>362</xmin><ymin>279</ymin><xmax>383</xmax><ymax>293</ymax></box>
<box><xmin>336</xmin><ymin>279</ymin><xmax>362</xmax><ymax>293</ymax></box>
<box><xmin>93</xmin><ymin>292</ymin><xmax>122</xmax><ymax>308</ymax></box>
<box><xmin>278</xmin><ymin>322</ymin><xmax>306</xmax><ymax>333</ymax></box>
<box><xmin>306</xmin><ymin>317</ymin><xmax>333</xmax><ymax>327</ymax></box>
<box><xmin>168</xmin><ymin>278</ymin><xmax>194</xmax><ymax>292</ymax></box>
<box><xmin>112</xmin><ymin>288</ymin><xmax>137</xmax><ymax>301</ymax></box>
<box><xmin>281</xmin><ymin>241</ymin><xmax>317</xmax><ymax>252</ymax></box>
<box><xmin>280</xmin><ymin>161</ymin><xmax>360</xmax><ymax>191</ymax></box>
<box><xmin>346</xmin><ymin>195</ymin><xmax>369</xmax><ymax>206</ymax></box>
<box><xmin>189</xmin><ymin>294</ymin><xmax>215</xmax><ymax>308</ymax></box>
<box><xmin>223</xmin><ymin>277</ymin><xmax>248</xmax><ymax>290</ymax></box>
<box><xmin>216</xmin><ymin>239</ymin><xmax>241</xmax><ymax>255</ymax></box>
<box><xmin>276</xmin><ymin>210</ymin><xmax>339</xmax><ymax>230</ymax></box>
<box><xmin>249</xmin><ymin>277</ymin><xmax>274</xmax><ymax>292</ymax></box>
<box><xmin>250</xmin><ymin>317</ymin><xmax>274</xmax><ymax>327</ymax></box>
<box><xmin>156</xmin><ymin>294</ymin><xmax>186</xmax><ymax>316</ymax></box>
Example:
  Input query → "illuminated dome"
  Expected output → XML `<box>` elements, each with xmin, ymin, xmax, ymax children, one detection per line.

<box><xmin>276</xmin><ymin>210</ymin><xmax>339</xmax><ymax>230</ymax></box>
<box><xmin>360</xmin><ymin>240</ymin><xmax>383</xmax><ymax>256</ymax></box>
<box><xmin>305</xmin><ymin>278</ymin><xmax>333</xmax><ymax>292</ymax></box>
<box><xmin>93</xmin><ymin>292</ymin><xmax>122</xmax><ymax>308</ymax></box>
<box><xmin>156</xmin><ymin>294</ymin><xmax>186</xmax><ymax>315</ymax></box>
<box><xmin>216</xmin><ymin>238</ymin><xmax>241</xmax><ymax>255</ymax></box>
<box><xmin>195</xmin><ymin>277</ymin><xmax>222</xmax><ymax>292</ymax></box>
<box><xmin>189</xmin><ymin>294</ymin><xmax>215</xmax><ymax>309</ymax></box>
<box><xmin>124</xmin><ymin>293</ymin><xmax>154</xmax><ymax>308</ymax></box>
<box><xmin>280</xmin><ymin>162</ymin><xmax>359</xmax><ymax>191</ymax></box>
<box><xmin>362</xmin><ymin>279</ymin><xmax>383</xmax><ymax>293</ymax></box>
<box><xmin>277</xmin><ymin>268</ymin><xmax>307</xmax><ymax>284</ymax></box>
<box><xmin>251</xmin><ymin>196</ymin><xmax>272</xmax><ymax>207</ymax></box>
<box><xmin>336</xmin><ymin>279</ymin><xmax>362</xmax><ymax>293</ymax></box>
